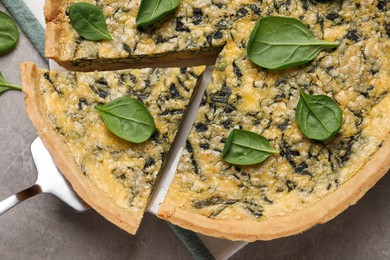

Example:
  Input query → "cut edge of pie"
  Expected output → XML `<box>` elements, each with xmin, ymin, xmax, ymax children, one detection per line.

<box><xmin>158</xmin><ymin>136</ymin><xmax>390</xmax><ymax>242</ymax></box>
<box><xmin>44</xmin><ymin>0</ymin><xmax>219</xmax><ymax>72</ymax></box>
<box><xmin>20</xmin><ymin>62</ymin><xmax>140</xmax><ymax>234</ymax></box>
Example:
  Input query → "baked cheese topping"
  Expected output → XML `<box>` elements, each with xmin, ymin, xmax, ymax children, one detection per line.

<box><xmin>161</xmin><ymin>0</ymin><xmax>390</xmax><ymax>221</ymax></box>
<box><xmin>49</xmin><ymin>0</ymin><xmax>262</xmax><ymax>68</ymax></box>
<box><xmin>37</xmin><ymin>66</ymin><xmax>205</xmax><ymax>221</ymax></box>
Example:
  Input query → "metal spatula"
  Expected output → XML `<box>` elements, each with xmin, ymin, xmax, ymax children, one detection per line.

<box><xmin>0</xmin><ymin>137</ymin><xmax>89</xmax><ymax>215</ymax></box>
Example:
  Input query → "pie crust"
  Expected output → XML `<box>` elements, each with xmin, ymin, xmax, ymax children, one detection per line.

<box><xmin>158</xmin><ymin>138</ymin><xmax>390</xmax><ymax>241</ymax></box>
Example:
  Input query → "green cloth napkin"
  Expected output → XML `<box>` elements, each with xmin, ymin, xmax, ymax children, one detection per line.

<box><xmin>1</xmin><ymin>0</ymin><xmax>46</xmax><ymax>61</ymax></box>
<box><xmin>0</xmin><ymin>0</ymin><xmax>214</xmax><ymax>259</ymax></box>
<box><xmin>169</xmin><ymin>224</ymin><xmax>215</xmax><ymax>260</ymax></box>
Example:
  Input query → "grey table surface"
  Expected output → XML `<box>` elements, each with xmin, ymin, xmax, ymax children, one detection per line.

<box><xmin>1</xmin><ymin>3</ymin><xmax>390</xmax><ymax>260</ymax></box>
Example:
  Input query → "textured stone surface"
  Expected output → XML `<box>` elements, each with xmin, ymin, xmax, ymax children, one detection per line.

<box><xmin>0</xmin><ymin>3</ymin><xmax>389</xmax><ymax>260</ymax></box>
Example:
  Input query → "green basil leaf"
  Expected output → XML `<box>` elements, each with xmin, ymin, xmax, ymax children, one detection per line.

<box><xmin>296</xmin><ymin>89</ymin><xmax>342</xmax><ymax>141</ymax></box>
<box><xmin>0</xmin><ymin>11</ymin><xmax>19</xmax><ymax>56</ymax></box>
<box><xmin>0</xmin><ymin>72</ymin><xmax>22</xmax><ymax>95</ymax></box>
<box><xmin>222</xmin><ymin>129</ymin><xmax>279</xmax><ymax>166</ymax></box>
<box><xmin>95</xmin><ymin>97</ymin><xmax>155</xmax><ymax>143</ymax></box>
<box><xmin>69</xmin><ymin>3</ymin><xmax>112</xmax><ymax>41</ymax></box>
<box><xmin>136</xmin><ymin>0</ymin><xmax>180</xmax><ymax>26</ymax></box>
<box><xmin>247</xmin><ymin>16</ymin><xmax>339</xmax><ymax>70</ymax></box>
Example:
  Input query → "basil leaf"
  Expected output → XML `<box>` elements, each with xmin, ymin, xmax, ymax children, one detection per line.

<box><xmin>222</xmin><ymin>129</ymin><xmax>279</xmax><ymax>166</ymax></box>
<box><xmin>247</xmin><ymin>16</ymin><xmax>339</xmax><ymax>70</ymax></box>
<box><xmin>0</xmin><ymin>72</ymin><xmax>22</xmax><ymax>95</ymax></box>
<box><xmin>136</xmin><ymin>0</ymin><xmax>180</xmax><ymax>26</ymax></box>
<box><xmin>69</xmin><ymin>3</ymin><xmax>112</xmax><ymax>41</ymax></box>
<box><xmin>95</xmin><ymin>97</ymin><xmax>155</xmax><ymax>143</ymax></box>
<box><xmin>0</xmin><ymin>11</ymin><xmax>19</xmax><ymax>56</ymax></box>
<box><xmin>296</xmin><ymin>89</ymin><xmax>342</xmax><ymax>141</ymax></box>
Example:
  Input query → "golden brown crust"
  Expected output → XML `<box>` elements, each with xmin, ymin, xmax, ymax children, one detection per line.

<box><xmin>20</xmin><ymin>62</ymin><xmax>140</xmax><ymax>234</ymax></box>
<box><xmin>158</xmin><ymin>137</ymin><xmax>390</xmax><ymax>241</ymax></box>
<box><xmin>44</xmin><ymin>0</ymin><xmax>69</xmax><ymax>66</ymax></box>
<box><xmin>44</xmin><ymin>0</ymin><xmax>62</xmax><ymax>23</ymax></box>
<box><xmin>45</xmin><ymin>22</ymin><xmax>64</xmax><ymax>62</ymax></box>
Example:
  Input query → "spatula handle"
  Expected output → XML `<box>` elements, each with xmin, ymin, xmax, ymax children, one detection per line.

<box><xmin>0</xmin><ymin>184</ymin><xmax>42</xmax><ymax>215</ymax></box>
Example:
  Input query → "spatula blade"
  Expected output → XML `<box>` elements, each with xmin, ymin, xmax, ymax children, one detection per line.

<box><xmin>31</xmin><ymin>137</ymin><xmax>89</xmax><ymax>212</ymax></box>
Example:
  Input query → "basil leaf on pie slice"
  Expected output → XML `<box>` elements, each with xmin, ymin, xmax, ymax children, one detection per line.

<box><xmin>223</xmin><ymin>129</ymin><xmax>279</xmax><ymax>166</ymax></box>
<box><xmin>247</xmin><ymin>16</ymin><xmax>339</xmax><ymax>70</ymax></box>
<box><xmin>95</xmin><ymin>97</ymin><xmax>155</xmax><ymax>144</ymax></box>
<box><xmin>69</xmin><ymin>3</ymin><xmax>112</xmax><ymax>41</ymax></box>
<box><xmin>296</xmin><ymin>89</ymin><xmax>342</xmax><ymax>141</ymax></box>
<box><xmin>136</xmin><ymin>0</ymin><xmax>180</xmax><ymax>26</ymax></box>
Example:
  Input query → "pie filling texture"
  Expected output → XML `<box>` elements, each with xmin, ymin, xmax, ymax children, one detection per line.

<box><xmin>28</xmin><ymin>0</ymin><xmax>390</xmax><ymax>240</ymax></box>
<box><xmin>21</xmin><ymin>63</ymin><xmax>205</xmax><ymax>234</ymax></box>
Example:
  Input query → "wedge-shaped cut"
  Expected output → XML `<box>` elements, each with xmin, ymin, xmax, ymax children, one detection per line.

<box><xmin>44</xmin><ymin>0</ymin><xmax>262</xmax><ymax>71</ymax></box>
<box><xmin>158</xmin><ymin>1</ymin><xmax>390</xmax><ymax>241</ymax></box>
<box><xmin>20</xmin><ymin>62</ymin><xmax>205</xmax><ymax>234</ymax></box>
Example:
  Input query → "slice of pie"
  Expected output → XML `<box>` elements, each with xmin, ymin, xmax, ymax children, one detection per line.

<box><xmin>44</xmin><ymin>0</ymin><xmax>261</xmax><ymax>71</ymax></box>
<box><xmin>158</xmin><ymin>2</ymin><xmax>390</xmax><ymax>241</ymax></box>
<box><xmin>20</xmin><ymin>62</ymin><xmax>205</xmax><ymax>234</ymax></box>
